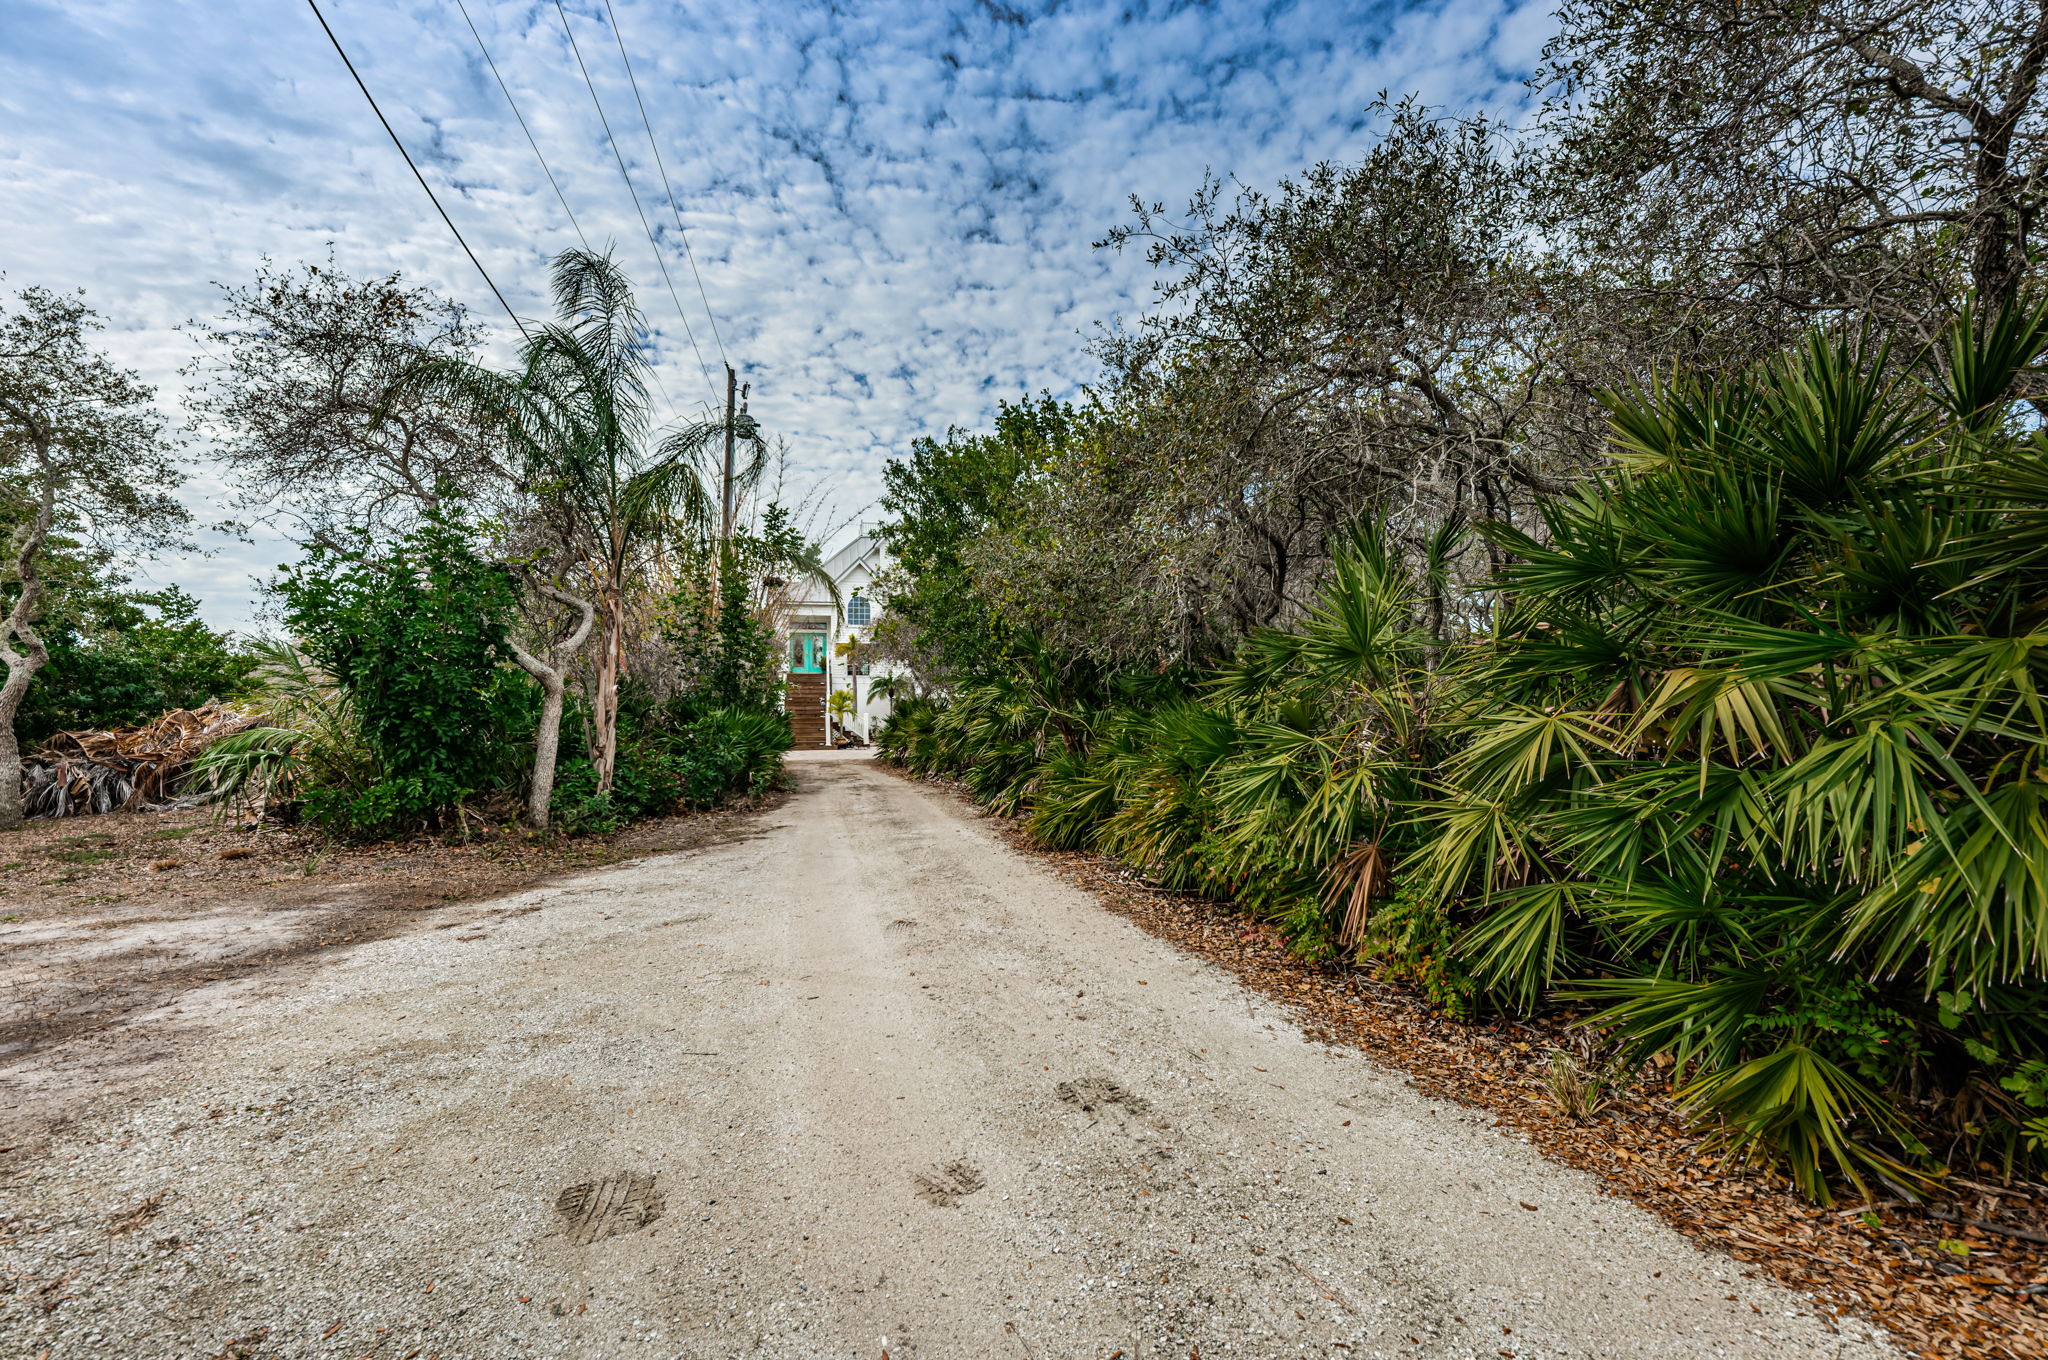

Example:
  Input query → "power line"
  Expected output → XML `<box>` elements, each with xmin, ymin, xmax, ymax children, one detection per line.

<box><xmin>452</xmin><ymin>0</ymin><xmax>688</xmax><ymax>420</ymax></box>
<box><xmin>598</xmin><ymin>0</ymin><xmax>729</xmax><ymax>368</ymax></box>
<box><xmin>452</xmin><ymin>0</ymin><xmax>591</xmax><ymax>255</ymax></box>
<box><xmin>552</xmin><ymin>0</ymin><xmax>719</xmax><ymax>408</ymax></box>
<box><xmin>304</xmin><ymin>0</ymin><xmax>527</xmax><ymax>338</ymax></box>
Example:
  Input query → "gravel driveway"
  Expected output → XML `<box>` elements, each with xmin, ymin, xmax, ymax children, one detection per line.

<box><xmin>0</xmin><ymin>752</ymin><xmax>1893</xmax><ymax>1359</ymax></box>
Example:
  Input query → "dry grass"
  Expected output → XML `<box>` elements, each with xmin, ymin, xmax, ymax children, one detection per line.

<box><xmin>1543</xmin><ymin>1046</ymin><xmax>1622</xmax><ymax>1123</ymax></box>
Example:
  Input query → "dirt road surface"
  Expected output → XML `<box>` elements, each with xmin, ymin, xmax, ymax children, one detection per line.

<box><xmin>1</xmin><ymin>752</ymin><xmax>1892</xmax><ymax>1359</ymax></box>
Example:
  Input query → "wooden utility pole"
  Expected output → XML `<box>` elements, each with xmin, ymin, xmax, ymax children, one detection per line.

<box><xmin>720</xmin><ymin>362</ymin><xmax>737</xmax><ymax>542</ymax></box>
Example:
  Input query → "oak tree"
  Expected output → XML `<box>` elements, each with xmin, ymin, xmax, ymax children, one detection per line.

<box><xmin>0</xmin><ymin>286</ymin><xmax>187</xmax><ymax>828</ymax></box>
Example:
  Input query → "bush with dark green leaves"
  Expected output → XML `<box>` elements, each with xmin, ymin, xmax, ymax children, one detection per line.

<box><xmin>549</xmin><ymin>706</ymin><xmax>792</xmax><ymax>835</ymax></box>
<box><xmin>273</xmin><ymin>508</ymin><xmax>529</xmax><ymax>836</ymax></box>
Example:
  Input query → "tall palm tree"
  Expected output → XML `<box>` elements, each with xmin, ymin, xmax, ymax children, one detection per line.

<box><xmin>397</xmin><ymin>248</ymin><xmax>766</xmax><ymax>796</ymax></box>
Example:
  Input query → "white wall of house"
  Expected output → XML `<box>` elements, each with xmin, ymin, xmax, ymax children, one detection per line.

<box><xmin>780</xmin><ymin>534</ymin><xmax>901</xmax><ymax>742</ymax></box>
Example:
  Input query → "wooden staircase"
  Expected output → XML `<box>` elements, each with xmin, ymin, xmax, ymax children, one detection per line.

<box><xmin>784</xmin><ymin>673</ymin><xmax>830</xmax><ymax>749</ymax></box>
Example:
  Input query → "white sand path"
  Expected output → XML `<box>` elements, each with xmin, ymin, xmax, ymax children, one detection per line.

<box><xmin>0</xmin><ymin>752</ymin><xmax>1893</xmax><ymax>1359</ymax></box>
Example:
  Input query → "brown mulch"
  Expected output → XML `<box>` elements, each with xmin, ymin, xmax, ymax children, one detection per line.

<box><xmin>893</xmin><ymin>767</ymin><xmax>2048</xmax><ymax>1360</ymax></box>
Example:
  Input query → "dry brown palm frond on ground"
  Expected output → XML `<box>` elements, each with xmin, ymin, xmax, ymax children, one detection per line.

<box><xmin>18</xmin><ymin>702</ymin><xmax>260</xmax><ymax>820</ymax></box>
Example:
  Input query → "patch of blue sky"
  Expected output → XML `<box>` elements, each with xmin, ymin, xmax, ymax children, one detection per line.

<box><xmin>0</xmin><ymin>0</ymin><xmax>1552</xmax><ymax>628</ymax></box>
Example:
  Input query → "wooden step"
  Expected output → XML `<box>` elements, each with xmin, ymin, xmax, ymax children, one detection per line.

<box><xmin>783</xmin><ymin>674</ymin><xmax>831</xmax><ymax>750</ymax></box>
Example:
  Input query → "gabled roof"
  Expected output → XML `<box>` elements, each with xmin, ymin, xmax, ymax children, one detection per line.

<box><xmin>819</xmin><ymin>533</ymin><xmax>880</xmax><ymax>580</ymax></box>
<box><xmin>782</xmin><ymin>534</ymin><xmax>880</xmax><ymax>616</ymax></box>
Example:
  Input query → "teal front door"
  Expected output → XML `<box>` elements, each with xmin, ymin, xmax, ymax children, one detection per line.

<box><xmin>790</xmin><ymin>632</ymin><xmax>826</xmax><ymax>673</ymax></box>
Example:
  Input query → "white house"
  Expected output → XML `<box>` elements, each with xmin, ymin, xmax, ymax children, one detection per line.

<box><xmin>779</xmin><ymin>533</ymin><xmax>899</xmax><ymax>747</ymax></box>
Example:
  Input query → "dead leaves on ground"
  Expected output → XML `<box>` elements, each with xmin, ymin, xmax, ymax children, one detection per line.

<box><xmin>103</xmin><ymin>1195</ymin><xmax>161</xmax><ymax>1236</ymax></box>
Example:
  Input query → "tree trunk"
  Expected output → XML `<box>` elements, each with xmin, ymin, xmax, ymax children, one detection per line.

<box><xmin>0</xmin><ymin>638</ymin><xmax>45</xmax><ymax>830</ymax></box>
<box><xmin>505</xmin><ymin>583</ymin><xmax>595</xmax><ymax>831</ymax></box>
<box><xmin>1970</xmin><ymin>12</ymin><xmax>2048</xmax><ymax>319</ymax></box>
<box><xmin>0</xmin><ymin>434</ymin><xmax>55</xmax><ymax>832</ymax></box>
<box><xmin>593</xmin><ymin>604</ymin><xmax>621</xmax><ymax>794</ymax></box>
<box><xmin>527</xmin><ymin>672</ymin><xmax>568</xmax><ymax>825</ymax></box>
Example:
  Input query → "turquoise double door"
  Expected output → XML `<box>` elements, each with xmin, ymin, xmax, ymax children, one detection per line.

<box><xmin>790</xmin><ymin>632</ymin><xmax>827</xmax><ymax>673</ymax></box>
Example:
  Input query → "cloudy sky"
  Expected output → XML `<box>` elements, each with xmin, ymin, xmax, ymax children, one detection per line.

<box><xmin>1</xmin><ymin>0</ymin><xmax>1551</xmax><ymax>629</ymax></box>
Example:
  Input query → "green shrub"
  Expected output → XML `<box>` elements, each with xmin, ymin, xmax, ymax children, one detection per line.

<box><xmin>550</xmin><ymin>706</ymin><xmax>793</xmax><ymax>834</ymax></box>
<box><xmin>273</xmin><ymin>506</ymin><xmax>527</xmax><ymax>836</ymax></box>
<box><xmin>1359</xmin><ymin>885</ymin><xmax>1480</xmax><ymax>1019</ymax></box>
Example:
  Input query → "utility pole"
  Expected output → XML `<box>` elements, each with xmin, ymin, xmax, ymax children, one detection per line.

<box><xmin>720</xmin><ymin>363</ymin><xmax>737</xmax><ymax>543</ymax></box>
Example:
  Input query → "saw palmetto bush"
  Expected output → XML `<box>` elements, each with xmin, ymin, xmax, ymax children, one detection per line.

<box><xmin>902</xmin><ymin>636</ymin><xmax>1107</xmax><ymax>816</ymax></box>
<box><xmin>1089</xmin><ymin>698</ymin><xmax>1237</xmax><ymax>885</ymax></box>
<box><xmin>875</xmin><ymin>694</ymin><xmax>942</xmax><ymax>771</ymax></box>
<box><xmin>879</xmin><ymin>522</ymin><xmax>1457</xmax><ymax>955</ymax></box>
<box><xmin>1025</xmin><ymin>673</ymin><xmax>1203</xmax><ymax>855</ymax></box>
<box><xmin>1420</xmin><ymin>304</ymin><xmax>2048</xmax><ymax>1198</ymax></box>
<box><xmin>1196</xmin><ymin>521</ymin><xmax>1455</xmax><ymax>955</ymax></box>
<box><xmin>877</xmin><ymin>303</ymin><xmax>2048</xmax><ymax>1198</ymax></box>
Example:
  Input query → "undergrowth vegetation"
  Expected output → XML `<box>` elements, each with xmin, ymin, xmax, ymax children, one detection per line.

<box><xmin>879</xmin><ymin>304</ymin><xmax>2048</xmax><ymax>1202</ymax></box>
<box><xmin>172</xmin><ymin>251</ymin><xmax>811</xmax><ymax>841</ymax></box>
<box><xmin>196</xmin><ymin>514</ymin><xmax>794</xmax><ymax>841</ymax></box>
<box><xmin>547</xmin><ymin>705</ymin><xmax>792</xmax><ymax>835</ymax></box>
<box><xmin>8</xmin><ymin>248</ymin><xmax>810</xmax><ymax>839</ymax></box>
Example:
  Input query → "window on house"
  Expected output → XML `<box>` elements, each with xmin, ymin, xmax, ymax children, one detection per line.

<box><xmin>846</xmin><ymin>595</ymin><xmax>872</xmax><ymax>626</ymax></box>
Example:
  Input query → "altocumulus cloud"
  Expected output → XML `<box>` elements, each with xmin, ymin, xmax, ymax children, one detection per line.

<box><xmin>0</xmin><ymin>0</ymin><xmax>1552</xmax><ymax>628</ymax></box>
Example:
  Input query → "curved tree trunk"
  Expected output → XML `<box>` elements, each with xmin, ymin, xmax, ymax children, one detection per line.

<box><xmin>0</xmin><ymin>434</ymin><xmax>54</xmax><ymax>832</ymax></box>
<box><xmin>0</xmin><ymin>632</ymin><xmax>45</xmax><ymax>831</ymax></box>
<box><xmin>505</xmin><ymin>582</ymin><xmax>595</xmax><ymax>831</ymax></box>
<box><xmin>524</xmin><ymin>672</ymin><xmax>569</xmax><ymax>826</ymax></box>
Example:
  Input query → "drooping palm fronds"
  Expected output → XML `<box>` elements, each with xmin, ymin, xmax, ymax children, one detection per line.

<box><xmin>190</xmin><ymin>725</ymin><xmax>309</xmax><ymax>811</ymax></box>
<box><xmin>1418</xmin><ymin>296</ymin><xmax>2048</xmax><ymax>1198</ymax></box>
<box><xmin>189</xmin><ymin>640</ymin><xmax>374</xmax><ymax>817</ymax></box>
